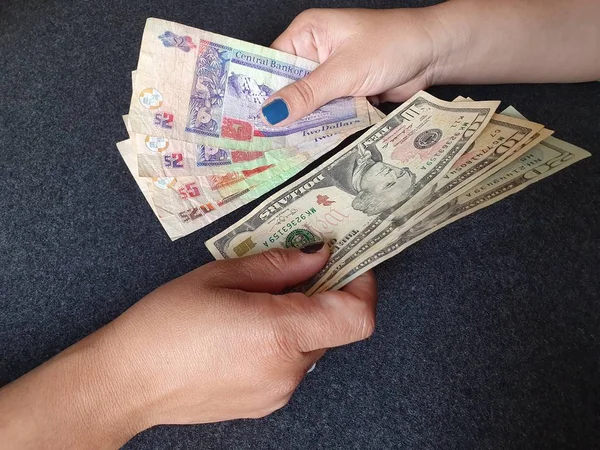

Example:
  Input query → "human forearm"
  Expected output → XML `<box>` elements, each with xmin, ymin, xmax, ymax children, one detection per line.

<box><xmin>0</xmin><ymin>247</ymin><xmax>377</xmax><ymax>449</ymax></box>
<box><xmin>430</xmin><ymin>0</ymin><xmax>600</xmax><ymax>85</ymax></box>
<box><xmin>0</xmin><ymin>333</ymin><xmax>149</xmax><ymax>449</ymax></box>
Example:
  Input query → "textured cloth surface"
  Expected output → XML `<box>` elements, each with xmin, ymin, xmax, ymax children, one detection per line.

<box><xmin>1</xmin><ymin>0</ymin><xmax>599</xmax><ymax>448</ymax></box>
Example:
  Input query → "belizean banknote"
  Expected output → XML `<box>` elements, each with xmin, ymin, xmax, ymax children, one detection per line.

<box><xmin>117</xmin><ymin>127</ymin><xmax>347</xmax><ymax>240</ymax></box>
<box><xmin>149</xmin><ymin>144</ymin><xmax>333</xmax><ymax>217</ymax></box>
<box><xmin>205</xmin><ymin>92</ymin><xmax>499</xmax><ymax>274</ymax></box>
<box><xmin>136</xmin><ymin>139</ymin><xmax>303</xmax><ymax>178</ymax></box>
<box><xmin>128</xmin><ymin>18</ymin><xmax>373</xmax><ymax>151</ymax></box>
<box><xmin>316</xmin><ymin>130</ymin><xmax>591</xmax><ymax>293</ymax></box>
<box><xmin>127</xmin><ymin>71</ymin><xmax>375</xmax><ymax>178</ymax></box>
<box><xmin>118</xmin><ymin>139</ymin><xmax>313</xmax><ymax>239</ymax></box>
<box><xmin>121</xmin><ymin>66</ymin><xmax>382</xmax><ymax>239</ymax></box>
<box><xmin>124</xmin><ymin>114</ymin><xmax>346</xmax><ymax>177</ymax></box>
<box><xmin>123</xmin><ymin>70</ymin><xmax>372</xmax><ymax>178</ymax></box>
<box><xmin>124</xmin><ymin>112</ymin><xmax>319</xmax><ymax>197</ymax></box>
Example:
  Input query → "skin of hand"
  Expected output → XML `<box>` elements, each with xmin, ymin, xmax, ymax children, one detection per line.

<box><xmin>0</xmin><ymin>244</ymin><xmax>377</xmax><ymax>449</ymax></box>
<box><xmin>262</xmin><ymin>7</ymin><xmax>444</xmax><ymax>126</ymax></box>
<box><xmin>262</xmin><ymin>2</ymin><xmax>600</xmax><ymax>126</ymax></box>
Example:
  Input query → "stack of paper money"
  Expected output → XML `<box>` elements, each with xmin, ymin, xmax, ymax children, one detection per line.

<box><xmin>117</xmin><ymin>18</ymin><xmax>382</xmax><ymax>240</ymax></box>
<box><xmin>206</xmin><ymin>92</ymin><xmax>591</xmax><ymax>293</ymax></box>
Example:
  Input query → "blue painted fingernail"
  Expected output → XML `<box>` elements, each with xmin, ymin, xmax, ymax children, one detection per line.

<box><xmin>262</xmin><ymin>98</ymin><xmax>289</xmax><ymax>125</ymax></box>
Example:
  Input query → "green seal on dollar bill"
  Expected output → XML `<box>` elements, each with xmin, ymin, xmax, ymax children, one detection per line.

<box><xmin>285</xmin><ymin>229</ymin><xmax>317</xmax><ymax>248</ymax></box>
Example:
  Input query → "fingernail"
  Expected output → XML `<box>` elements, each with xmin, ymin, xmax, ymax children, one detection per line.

<box><xmin>300</xmin><ymin>241</ymin><xmax>324</xmax><ymax>254</ymax></box>
<box><xmin>262</xmin><ymin>98</ymin><xmax>289</xmax><ymax>125</ymax></box>
<box><xmin>307</xmin><ymin>363</ymin><xmax>317</xmax><ymax>373</ymax></box>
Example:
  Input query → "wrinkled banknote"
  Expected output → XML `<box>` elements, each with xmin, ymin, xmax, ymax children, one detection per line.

<box><xmin>118</xmin><ymin>21</ymin><xmax>386</xmax><ymax>239</ymax></box>
<box><xmin>206</xmin><ymin>96</ymin><xmax>590</xmax><ymax>294</ymax></box>
<box><xmin>306</xmin><ymin>110</ymin><xmax>553</xmax><ymax>294</ymax></box>
<box><xmin>206</xmin><ymin>91</ymin><xmax>499</xmax><ymax>269</ymax></box>
<box><xmin>127</xmin><ymin>71</ymin><xmax>373</xmax><ymax>178</ymax></box>
<box><xmin>128</xmin><ymin>18</ymin><xmax>373</xmax><ymax>151</ymax></box>
<box><xmin>124</xmin><ymin>114</ymin><xmax>346</xmax><ymax>178</ymax></box>
<box><xmin>317</xmin><ymin>128</ymin><xmax>591</xmax><ymax>293</ymax></box>
<box><xmin>119</xmin><ymin>139</ymin><xmax>296</xmax><ymax>239</ymax></box>
<box><xmin>118</xmin><ymin>121</ymin><xmax>350</xmax><ymax>240</ymax></box>
<box><xmin>419</xmin><ymin>112</ymin><xmax>545</xmax><ymax>208</ymax></box>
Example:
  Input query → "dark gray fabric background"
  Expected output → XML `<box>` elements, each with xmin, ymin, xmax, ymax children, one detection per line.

<box><xmin>1</xmin><ymin>0</ymin><xmax>599</xmax><ymax>448</ymax></box>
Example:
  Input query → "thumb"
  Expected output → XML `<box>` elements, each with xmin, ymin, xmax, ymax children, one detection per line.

<box><xmin>260</xmin><ymin>54</ymin><xmax>354</xmax><ymax>127</ymax></box>
<box><xmin>202</xmin><ymin>242</ymin><xmax>329</xmax><ymax>293</ymax></box>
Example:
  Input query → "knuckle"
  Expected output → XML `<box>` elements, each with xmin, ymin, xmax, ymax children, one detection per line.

<box><xmin>207</xmin><ymin>268</ymin><xmax>230</xmax><ymax>286</ymax></box>
<box><xmin>296</xmin><ymin>8</ymin><xmax>319</xmax><ymax>23</ymax></box>
<box><xmin>334</xmin><ymin>293</ymin><xmax>376</xmax><ymax>340</ymax></box>
<box><xmin>197</xmin><ymin>260</ymin><xmax>233</xmax><ymax>287</ymax></box>
<box><xmin>273</xmin><ymin>376</ymin><xmax>300</xmax><ymax>398</ymax></box>
<box><xmin>289</xmin><ymin>78</ymin><xmax>316</xmax><ymax>109</ymax></box>
<box><xmin>257</xmin><ymin>306</ymin><xmax>301</xmax><ymax>362</ymax></box>
<box><xmin>260</xmin><ymin>248</ymin><xmax>291</xmax><ymax>277</ymax></box>
<box><xmin>269</xmin><ymin>321</ymin><xmax>301</xmax><ymax>362</ymax></box>
<box><xmin>359</xmin><ymin>313</ymin><xmax>376</xmax><ymax>340</ymax></box>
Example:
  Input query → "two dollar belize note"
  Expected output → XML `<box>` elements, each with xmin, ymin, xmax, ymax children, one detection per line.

<box><xmin>206</xmin><ymin>94</ymin><xmax>590</xmax><ymax>293</ymax></box>
<box><xmin>117</xmin><ymin>18</ymin><xmax>382</xmax><ymax>240</ymax></box>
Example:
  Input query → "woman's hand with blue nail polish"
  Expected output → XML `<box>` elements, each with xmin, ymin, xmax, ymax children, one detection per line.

<box><xmin>262</xmin><ymin>7</ymin><xmax>445</xmax><ymax>126</ymax></box>
<box><xmin>264</xmin><ymin>2</ymin><xmax>600</xmax><ymax>127</ymax></box>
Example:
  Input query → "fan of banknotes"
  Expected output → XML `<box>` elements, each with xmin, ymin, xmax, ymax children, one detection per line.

<box><xmin>205</xmin><ymin>94</ymin><xmax>591</xmax><ymax>293</ymax></box>
<box><xmin>117</xmin><ymin>18</ymin><xmax>383</xmax><ymax>240</ymax></box>
<box><xmin>118</xmin><ymin>19</ymin><xmax>590</xmax><ymax>294</ymax></box>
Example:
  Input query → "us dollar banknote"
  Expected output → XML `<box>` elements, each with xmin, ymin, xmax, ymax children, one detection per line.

<box><xmin>128</xmin><ymin>18</ymin><xmax>373</xmax><ymax>151</ymax></box>
<box><xmin>206</xmin><ymin>92</ymin><xmax>499</xmax><ymax>279</ymax></box>
<box><xmin>305</xmin><ymin>110</ymin><xmax>553</xmax><ymax>293</ymax></box>
<box><xmin>313</xmin><ymin>115</ymin><xmax>590</xmax><ymax>293</ymax></box>
<box><xmin>411</xmin><ymin>112</ymin><xmax>546</xmax><ymax>214</ymax></box>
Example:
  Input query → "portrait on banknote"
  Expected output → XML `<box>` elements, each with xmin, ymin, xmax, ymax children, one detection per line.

<box><xmin>325</xmin><ymin>141</ymin><xmax>417</xmax><ymax>216</ymax></box>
